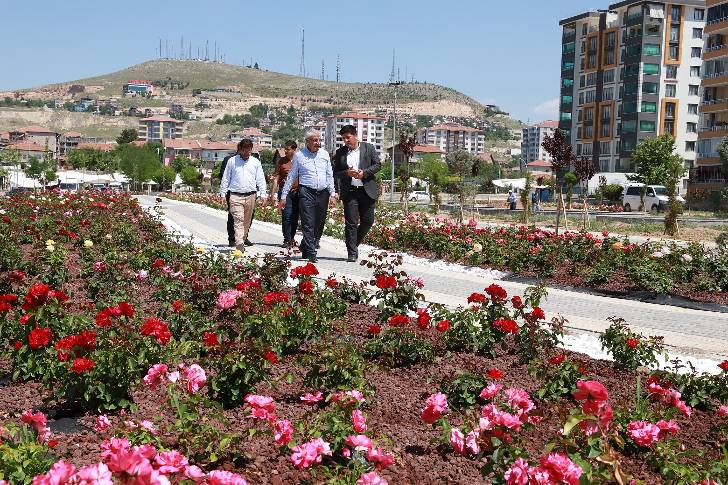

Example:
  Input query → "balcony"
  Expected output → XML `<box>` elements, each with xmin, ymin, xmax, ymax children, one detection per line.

<box><xmin>705</xmin><ymin>43</ymin><xmax>728</xmax><ymax>60</ymax></box>
<box><xmin>699</xmin><ymin>123</ymin><xmax>728</xmax><ymax>138</ymax></box>
<box><xmin>700</xmin><ymin>97</ymin><xmax>728</xmax><ymax>113</ymax></box>
<box><xmin>706</xmin><ymin>16</ymin><xmax>728</xmax><ymax>34</ymax></box>
<box><xmin>702</xmin><ymin>71</ymin><xmax>728</xmax><ymax>86</ymax></box>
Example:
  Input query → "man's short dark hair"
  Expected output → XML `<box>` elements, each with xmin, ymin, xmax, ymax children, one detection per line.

<box><xmin>284</xmin><ymin>140</ymin><xmax>298</xmax><ymax>149</ymax></box>
<box><xmin>339</xmin><ymin>125</ymin><xmax>357</xmax><ymax>136</ymax></box>
<box><xmin>237</xmin><ymin>138</ymin><xmax>254</xmax><ymax>150</ymax></box>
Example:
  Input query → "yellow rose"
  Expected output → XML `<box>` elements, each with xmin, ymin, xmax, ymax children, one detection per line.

<box><xmin>46</xmin><ymin>239</ymin><xmax>56</xmax><ymax>246</ymax></box>
<box><xmin>232</xmin><ymin>249</ymin><xmax>243</xmax><ymax>258</ymax></box>
<box><xmin>84</xmin><ymin>240</ymin><xmax>94</xmax><ymax>248</ymax></box>
<box><xmin>612</xmin><ymin>241</ymin><xmax>623</xmax><ymax>250</ymax></box>
<box><xmin>196</xmin><ymin>246</ymin><xmax>205</xmax><ymax>254</ymax></box>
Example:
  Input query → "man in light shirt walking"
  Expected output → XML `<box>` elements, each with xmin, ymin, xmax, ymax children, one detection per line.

<box><xmin>219</xmin><ymin>139</ymin><xmax>267</xmax><ymax>252</ymax></box>
<box><xmin>279</xmin><ymin>130</ymin><xmax>336</xmax><ymax>263</ymax></box>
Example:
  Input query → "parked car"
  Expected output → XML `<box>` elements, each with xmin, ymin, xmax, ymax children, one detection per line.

<box><xmin>409</xmin><ymin>191</ymin><xmax>430</xmax><ymax>202</ymax></box>
<box><xmin>622</xmin><ymin>184</ymin><xmax>685</xmax><ymax>212</ymax></box>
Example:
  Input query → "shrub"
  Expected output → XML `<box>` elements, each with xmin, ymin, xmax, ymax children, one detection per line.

<box><xmin>599</xmin><ymin>317</ymin><xmax>666</xmax><ymax>370</ymax></box>
<box><xmin>303</xmin><ymin>343</ymin><xmax>368</xmax><ymax>393</ymax></box>
<box><xmin>439</xmin><ymin>373</ymin><xmax>488</xmax><ymax>410</ymax></box>
<box><xmin>602</xmin><ymin>184</ymin><xmax>624</xmax><ymax>202</ymax></box>
<box><xmin>529</xmin><ymin>354</ymin><xmax>586</xmax><ymax>400</ymax></box>
<box><xmin>363</xmin><ymin>327</ymin><xmax>434</xmax><ymax>367</ymax></box>
<box><xmin>0</xmin><ymin>422</ymin><xmax>56</xmax><ymax>485</ymax></box>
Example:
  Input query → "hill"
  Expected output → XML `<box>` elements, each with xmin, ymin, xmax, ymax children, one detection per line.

<box><xmin>11</xmin><ymin>60</ymin><xmax>496</xmax><ymax>117</ymax></box>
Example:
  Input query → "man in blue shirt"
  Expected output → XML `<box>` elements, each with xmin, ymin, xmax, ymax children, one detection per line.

<box><xmin>219</xmin><ymin>139</ymin><xmax>267</xmax><ymax>252</ymax></box>
<box><xmin>280</xmin><ymin>130</ymin><xmax>336</xmax><ymax>262</ymax></box>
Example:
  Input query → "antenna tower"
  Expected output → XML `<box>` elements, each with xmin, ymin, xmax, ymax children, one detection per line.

<box><xmin>389</xmin><ymin>49</ymin><xmax>396</xmax><ymax>83</ymax></box>
<box><xmin>336</xmin><ymin>54</ymin><xmax>340</xmax><ymax>82</ymax></box>
<box><xmin>299</xmin><ymin>29</ymin><xmax>306</xmax><ymax>77</ymax></box>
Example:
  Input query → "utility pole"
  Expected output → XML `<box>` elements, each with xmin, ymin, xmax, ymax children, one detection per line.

<box><xmin>180</xmin><ymin>35</ymin><xmax>183</xmax><ymax>60</ymax></box>
<box><xmin>321</xmin><ymin>59</ymin><xmax>325</xmax><ymax>80</ymax></box>
<box><xmin>205</xmin><ymin>40</ymin><xmax>209</xmax><ymax>61</ymax></box>
<box><xmin>389</xmin><ymin>81</ymin><xmax>403</xmax><ymax>203</ymax></box>
<box><xmin>159</xmin><ymin>39</ymin><xmax>162</xmax><ymax>59</ymax></box>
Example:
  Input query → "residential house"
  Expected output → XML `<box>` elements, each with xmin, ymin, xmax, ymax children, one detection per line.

<box><xmin>6</xmin><ymin>141</ymin><xmax>50</xmax><ymax>162</ymax></box>
<box><xmin>138</xmin><ymin>116</ymin><xmax>185</xmax><ymax>142</ymax></box>
<box><xmin>7</xmin><ymin>126</ymin><xmax>60</xmax><ymax>157</ymax></box>
<box><xmin>228</xmin><ymin>128</ymin><xmax>273</xmax><ymax>148</ymax></box>
<box><xmin>387</xmin><ymin>144</ymin><xmax>443</xmax><ymax>169</ymax></box>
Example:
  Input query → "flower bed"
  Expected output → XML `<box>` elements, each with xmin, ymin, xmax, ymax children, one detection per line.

<box><xmin>2</xmin><ymin>191</ymin><xmax>728</xmax><ymax>484</ymax></box>
<box><xmin>165</xmin><ymin>193</ymin><xmax>728</xmax><ymax>305</ymax></box>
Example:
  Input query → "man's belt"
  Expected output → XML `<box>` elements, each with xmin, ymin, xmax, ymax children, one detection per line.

<box><xmin>301</xmin><ymin>185</ymin><xmax>329</xmax><ymax>194</ymax></box>
<box><xmin>230</xmin><ymin>191</ymin><xmax>256</xmax><ymax>196</ymax></box>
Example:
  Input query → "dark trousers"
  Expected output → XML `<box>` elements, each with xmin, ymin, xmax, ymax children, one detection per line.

<box><xmin>279</xmin><ymin>189</ymin><xmax>300</xmax><ymax>244</ymax></box>
<box><xmin>225</xmin><ymin>192</ymin><xmax>235</xmax><ymax>246</ymax></box>
<box><xmin>298</xmin><ymin>186</ymin><xmax>329</xmax><ymax>258</ymax></box>
<box><xmin>343</xmin><ymin>187</ymin><xmax>375</xmax><ymax>258</ymax></box>
<box><xmin>226</xmin><ymin>192</ymin><xmax>255</xmax><ymax>245</ymax></box>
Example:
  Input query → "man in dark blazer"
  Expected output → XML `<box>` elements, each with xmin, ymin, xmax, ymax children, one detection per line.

<box><xmin>333</xmin><ymin>124</ymin><xmax>381</xmax><ymax>262</ymax></box>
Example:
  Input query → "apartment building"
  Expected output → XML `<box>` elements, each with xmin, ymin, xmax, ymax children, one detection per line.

<box><xmin>415</xmin><ymin>123</ymin><xmax>485</xmax><ymax>156</ymax></box>
<box><xmin>325</xmin><ymin>112</ymin><xmax>386</xmax><ymax>157</ymax></box>
<box><xmin>138</xmin><ymin>116</ymin><xmax>185</xmax><ymax>142</ymax></box>
<box><xmin>521</xmin><ymin>121</ymin><xmax>558</xmax><ymax>163</ymax></box>
<box><xmin>559</xmin><ymin>1</ymin><xmax>706</xmax><ymax>194</ymax></box>
<box><xmin>694</xmin><ymin>0</ymin><xmax>728</xmax><ymax>193</ymax></box>
<box><xmin>228</xmin><ymin>128</ymin><xmax>273</xmax><ymax>148</ymax></box>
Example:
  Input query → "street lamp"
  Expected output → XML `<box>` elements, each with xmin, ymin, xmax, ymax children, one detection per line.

<box><xmin>388</xmin><ymin>81</ymin><xmax>403</xmax><ymax>203</ymax></box>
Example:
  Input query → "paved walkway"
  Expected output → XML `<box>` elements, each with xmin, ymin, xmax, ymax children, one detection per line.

<box><xmin>137</xmin><ymin>196</ymin><xmax>728</xmax><ymax>358</ymax></box>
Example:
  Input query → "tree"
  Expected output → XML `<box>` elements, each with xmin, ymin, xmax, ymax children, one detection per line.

<box><xmin>180</xmin><ymin>165</ymin><xmax>201</xmax><ymax>190</ymax></box>
<box><xmin>416</xmin><ymin>154</ymin><xmax>449</xmax><ymax>213</ymax></box>
<box><xmin>398</xmin><ymin>134</ymin><xmax>416</xmax><ymax>213</ymax></box>
<box><xmin>542</xmin><ymin>129</ymin><xmax>576</xmax><ymax>234</ymax></box>
<box><xmin>117</xmin><ymin>144</ymin><xmax>162</xmax><ymax>191</ymax></box>
<box><xmin>172</xmin><ymin>155</ymin><xmax>192</xmax><ymax>173</ymax></box>
<box><xmin>273</xmin><ymin>124</ymin><xmax>304</xmax><ymax>146</ymax></box>
<box><xmin>563</xmin><ymin>171</ymin><xmax>578</xmax><ymax>209</ymax></box>
<box><xmin>520</xmin><ymin>171</ymin><xmax>533</xmax><ymax>225</ymax></box>
<box><xmin>628</xmin><ymin>135</ymin><xmax>683</xmax><ymax>212</ymax></box>
<box><xmin>663</xmin><ymin>157</ymin><xmax>686</xmax><ymax>236</ymax></box>
<box><xmin>573</xmin><ymin>155</ymin><xmax>597</xmax><ymax>230</ymax></box>
<box><xmin>24</xmin><ymin>156</ymin><xmax>44</xmax><ymax>185</ymax></box>
<box><xmin>0</xmin><ymin>147</ymin><xmax>20</xmax><ymax>167</ymax></box>
<box><xmin>153</xmin><ymin>165</ymin><xmax>176</xmax><ymax>191</ymax></box>
<box><xmin>259</xmin><ymin>149</ymin><xmax>275</xmax><ymax>165</ymax></box>
<box><xmin>446</xmin><ymin>150</ymin><xmax>477</xmax><ymax>223</ymax></box>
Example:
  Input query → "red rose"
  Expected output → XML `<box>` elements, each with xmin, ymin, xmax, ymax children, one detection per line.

<box><xmin>375</xmin><ymin>274</ymin><xmax>397</xmax><ymax>289</ymax></box>
<box><xmin>435</xmin><ymin>319</ymin><xmax>450</xmax><ymax>332</ymax></box>
<box><xmin>263</xmin><ymin>350</ymin><xmax>278</xmax><ymax>364</ymax></box>
<box><xmin>626</xmin><ymin>338</ymin><xmax>640</xmax><ymax>349</ymax></box>
<box><xmin>19</xmin><ymin>314</ymin><xmax>31</xmax><ymax>325</ymax></box>
<box><xmin>388</xmin><ymin>314</ymin><xmax>410</xmax><ymax>326</ymax></box>
<box><xmin>118</xmin><ymin>301</ymin><xmax>135</xmax><ymax>318</ymax></box>
<box><xmin>0</xmin><ymin>302</ymin><xmax>11</xmax><ymax>312</ymax></box>
<box><xmin>171</xmin><ymin>300</ymin><xmax>184</xmax><ymax>313</ymax></box>
<box><xmin>485</xmin><ymin>284</ymin><xmax>507</xmax><ymax>302</ymax></box>
<box><xmin>325</xmin><ymin>277</ymin><xmax>338</xmax><ymax>288</ymax></box>
<box><xmin>70</xmin><ymin>357</ymin><xmax>95</xmax><ymax>374</ymax></box>
<box><xmin>29</xmin><ymin>283</ymin><xmax>50</xmax><ymax>299</ymax></box>
<box><xmin>298</xmin><ymin>280</ymin><xmax>314</xmax><ymax>295</ymax></box>
<box><xmin>492</xmin><ymin>318</ymin><xmax>518</xmax><ymax>334</ymax></box>
<box><xmin>549</xmin><ymin>354</ymin><xmax>566</xmax><ymax>365</ymax></box>
<box><xmin>511</xmin><ymin>296</ymin><xmax>523</xmax><ymax>309</ymax></box>
<box><xmin>526</xmin><ymin>307</ymin><xmax>546</xmax><ymax>322</ymax></box>
<box><xmin>203</xmin><ymin>332</ymin><xmax>219</xmax><ymax>348</ymax></box>
<box><xmin>368</xmin><ymin>324</ymin><xmax>382</xmax><ymax>335</ymax></box>
<box><xmin>290</xmin><ymin>262</ymin><xmax>319</xmax><ymax>278</ymax></box>
<box><xmin>467</xmin><ymin>292</ymin><xmax>487</xmax><ymax>304</ymax></box>
<box><xmin>95</xmin><ymin>308</ymin><xmax>113</xmax><ymax>328</ymax></box>
<box><xmin>28</xmin><ymin>326</ymin><xmax>53</xmax><ymax>349</ymax></box>
<box><xmin>13</xmin><ymin>340</ymin><xmax>23</xmax><ymax>350</ymax></box>
<box><xmin>140</xmin><ymin>318</ymin><xmax>172</xmax><ymax>345</ymax></box>
<box><xmin>151</xmin><ymin>258</ymin><xmax>165</xmax><ymax>269</ymax></box>
<box><xmin>719</xmin><ymin>361</ymin><xmax>728</xmax><ymax>372</ymax></box>
<box><xmin>572</xmin><ymin>380</ymin><xmax>609</xmax><ymax>402</ymax></box>
<box><xmin>417</xmin><ymin>311</ymin><xmax>431</xmax><ymax>330</ymax></box>
<box><xmin>264</xmin><ymin>292</ymin><xmax>289</xmax><ymax>305</ymax></box>
<box><xmin>486</xmin><ymin>368</ymin><xmax>504</xmax><ymax>380</ymax></box>
<box><xmin>47</xmin><ymin>439</ymin><xmax>58</xmax><ymax>448</ymax></box>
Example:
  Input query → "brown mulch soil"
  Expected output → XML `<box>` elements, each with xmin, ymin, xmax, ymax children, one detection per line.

<box><xmin>2</xmin><ymin>303</ymin><xmax>725</xmax><ymax>484</ymax></box>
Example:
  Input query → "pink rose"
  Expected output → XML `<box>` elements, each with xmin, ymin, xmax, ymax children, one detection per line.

<box><xmin>504</xmin><ymin>458</ymin><xmax>531</xmax><ymax>485</ymax></box>
<box><xmin>352</xmin><ymin>409</ymin><xmax>367</xmax><ymax>433</ymax></box>
<box><xmin>183</xmin><ymin>364</ymin><xmax>207</xmax><ymax>394</ymax></box>
<box><xmin>206</xmin><ymin>470</ymin><xmax>248</xmax><ymax>485</ymax></box>
<box><xmin>75</xmin><ymin>462</ymin><xmax>113</xmax><ymax>484</ymax></box>
<box><xmin>274</xmin><ymin>420</ymin><xmax>293</xmax><ymax>446</ymax></box>
<box><xmin>366</xmin><ymin>447</ymin><xmax>395</xmax><ymax>470</ymax></box>
<box><xmin>356</xmin><ymin>471</ymin><xmax>388</xmax><ymax>485</ymax></box>
<box><xmin>627</xmin><ymin>421</ymin><xmax>661</xmax><ymax>447</ymax></box>
<box><xmin>143</xmin><ymin>364</ymin><xmax>169</xmax><ymax>389</ymax></box>
<box><xmin>300</xmin><ymin>391</ymin><xmax>324</xmax><ymax>404</ymax></box>
<box><xmin>155</xmin><ymin>450</ymin><xmax>189</xmax><ymax>474</ymax></box>
<box><xmin>449</xmin><ymin>428</ymin><xmax>465</xmax><ymax>455</ymax></box>
<box><xmin>479</xmin><ymin>383</ymin><xmax>502</xmax><ymax>400</ymax></box>
<box><xmin>32</xmin><ymin>460</ymin><xmax>76</xmax><ymax>485</ymax></box>
<box><xmin>94</xmin><ymin>414</ymin><xmax>111</xmax><ymax>432</ymax></box>
<box><xmin>216</xmin><ymin>289</ymin><xmax>241</xmax><ymax>309</ymax></box>
<box><xmin>421</xmin><ymin>392</ymin><xmax>448</xmax><ymax>424</ymax></box>
<box><xmin>345</xmin><ymin>434</ymin><xmax>373</xmax><ymax>451</ymax></box>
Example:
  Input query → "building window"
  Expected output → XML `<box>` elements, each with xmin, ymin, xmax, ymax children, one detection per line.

<box><xmin>622</xmin><ymin>120</ymin><xmax>637</xmax><ymax>133</ymax></box>
<box><xmin>625</xmin><ymin>45</ymin><xmax>641</xmax><ymax>57</ymax></box>
<box><xmin>664</xmin><ymin>120</ymin><xmax>675</xmax><ymax>134</ymax></box>
<box><xmin>578</xmin><ymin>92</ymin><xmax>584</xmax><ymax>105</ymax></box>
<box><xmin>692</xmin><ymin>47</ymin><xmax>702</xmax><ymax>58</ymax></box>
<box><xmin>666</xmin><ymin>65</ymin><xmax>678</xmax><ymax>79</ymax></box>
<box><xmin>693</xmin><ymin>28</ymin><xmax>703</xmax><ymax>39</ymax></box>
<box><xmin>584</xmin><ymin>125</ymin><xmax>593</xmax><ymax>139</ymax></box>
<box><xmin>603</xmin><ymin>87</ymin><xmax>614</xmax><ymax>101</ymax></box>
<box><xmin>665</xmin><ymin>102</ymin><xmax>676</xmax><ymax>118</ymax></box>
<box><xmin>640</xmin><ymin>120</ymin><xmax>656</xmax><ymax>132</ymax></box>
<box><xmin>665</xmin><ymin>84</ymin><xmax>677</xmax><ymax>97</ymax></box>
<box><xmin>585</xmin><ymin>90</ymin><xmax>596</xmax><ymax>103</ymax></box>
<box><xmin>600</xmin><ymin>141</ymin><xmax>611</xmax><ymax>154</ymax></box>
<box><xmin>624</xmin><ymin>82</ymin><xmax>639</xmax><ymax>96</ymax></box>
<box><xmin>669</xmin><ymin>45</ymin><xmax>679</xmax><ymax>60</ymax></box>
<box><xmin>579</xmin><ymin>75</ymin><xmax>586</xmax><ymax>88</ymax></box>
<box><xmin>671</xmin><ymin>5</ymin><xmax>681</xmax><ymax>20</ymax></box>
<box><xmin>603</xmin><ymin>69</ymin><xmax>615</xmax><ymax>83</ymax></box>
<box><xmin>623</xmin><ymin>101</ymin><xmax>637</xmax><ymax>114</ymax></box>
<box><xmin>643</xmin><ymin>82</ymin><xmax>659</xmax><ymax>94</ymax></box>
<box><xmin>687</xmin><ymin>122</ymin><xmax>697</xmax><ymax>133</ymax></box>
<box><xmin>688</xmin><ymin>104</ymin><xmax>698</xmax><ymax>115</ymax></box>
<box><xmin>586</xmin><ymin>73</ymin><xmax>597</xmax><ymax>86</ymax></box>
<box><xmin>644</xmin><ymin>44</ymin><xmax>660</xmax><ymax>56</ymax></box>
<box><xmin>643</xmin><ymin>63</ymin><xmax>660</xmax><ymax>75</ymax></box>
<box><xmin>690</xmin><ymin>66</ymin><xmax>701</xmax><ymax>77</ymax></box>
<box><xmin>694</xmin><ymin>8</ymin><xmax>704</xmax><ymax>20</ymax></box>
<box><xmin>641</xmin><ymin>101</ymin><xmax>657</xmax><ymax>113</ymax></box>
<box><xmin>686</xmin><ymin>141</ymin><xmax>696</xmax><ymax>152</ymax></box>
<box><xmin>689</xmin><ymin>84</ymin><xmax>700</xmax><ymax>96</ymax></box>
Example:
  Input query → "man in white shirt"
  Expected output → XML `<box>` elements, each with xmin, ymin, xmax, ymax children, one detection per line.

<box><xmin>279</xmin><ymin>130</ymin><xmax>336</xmax><ymax>262</ymax></box>
<box><xmin>219</xmin><ymin>139</ymin><xmax>267</xmax><ymax>251</ymax></box>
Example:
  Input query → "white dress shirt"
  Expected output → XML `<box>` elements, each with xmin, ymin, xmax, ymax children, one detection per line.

<box><xmin>281</xmin><ymin>148</ymin><xmax>336</xmax><ymax>200</ymax></box>
<box><xmin>219</xmin><ymin>154</ymin><xmax>268</xmax><ymax>198</ymax></box>
<box><xmin>346</xmin><ymin>144</ymin><xmax>363</xmax><ymax>187</ymax></box>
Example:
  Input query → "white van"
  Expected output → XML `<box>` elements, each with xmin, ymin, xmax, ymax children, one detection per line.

<box><xmin>622</xmin><ymin>184</ymin><xmax>685</xmax><ymax>212</ymax></box>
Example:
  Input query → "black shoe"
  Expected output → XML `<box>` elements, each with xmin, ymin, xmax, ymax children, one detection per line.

<box><xmin>244</xmin><ymin>239</ymin><xmax>253</xmax><ymax>247</ymax></box>
<box><xmin>347</xmin><ymin>255</ymin><xmax>358</xmax><ymax>263</ymax></box>
<box><xmin>228</xmin><ymin>241</ymin><xmax>236</xmax><ymax>248</ymax></box>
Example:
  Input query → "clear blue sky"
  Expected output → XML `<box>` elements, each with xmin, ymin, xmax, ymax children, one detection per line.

<box><xmin>0</xmin><ymin>0</ymin><xmax>588</xmax><ymax>123</ymax></box>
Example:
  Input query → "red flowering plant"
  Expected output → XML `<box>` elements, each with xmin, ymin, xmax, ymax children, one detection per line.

<box><xmin>529</xmin><ymin>353</ymin><xmax>589</xmax><ymax>400</ymax></box>
<box><xmin>362</xmin><ymin>309</ymin><xmax>435</xmax><ymax>367</ymax></box>
<box><xmin>599</xmin><ymin>317</ymin><xmax>666</xmax><ymax>370</ymax></box>
<box><xmin>364</xmin><ymin>252</ymin><xmax>424</xmax><ymax>323</ymax></box>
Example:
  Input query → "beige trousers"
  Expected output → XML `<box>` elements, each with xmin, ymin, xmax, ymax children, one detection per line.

<box><xmin>229</xmin><ymin>193</ymin><xmax>256</xmax><ymax>246</ymax></box>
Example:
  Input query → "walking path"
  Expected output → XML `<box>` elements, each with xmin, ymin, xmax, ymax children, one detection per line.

<box><xmin>137</xmin><ymin>196</ymin><xmax>728</xmax><ymax>359</ymax></box>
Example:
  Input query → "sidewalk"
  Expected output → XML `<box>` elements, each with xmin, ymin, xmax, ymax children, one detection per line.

<box><xmin>138</xmin><ymin>196</ymin><xmax>728</xmax><ymax>359</ymax></box>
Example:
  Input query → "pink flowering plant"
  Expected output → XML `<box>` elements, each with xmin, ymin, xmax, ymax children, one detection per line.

<box><xmin>0</xmin><ymin>417</ymin><xmax>56</xmax><ymax>484</ymax></box>
<box><xmin>599</xmin><ymin>317</ymin><xmax>666</xmax><ymax>370</ymax></box>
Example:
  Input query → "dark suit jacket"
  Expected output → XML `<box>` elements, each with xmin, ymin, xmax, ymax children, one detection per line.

<box><xmin>333</xmin><ymin>142</ymin><xmax>381</xmax><ymax>200</ymax></box>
